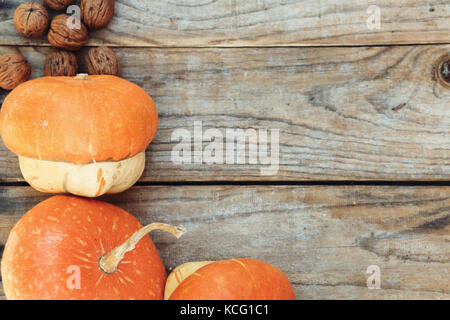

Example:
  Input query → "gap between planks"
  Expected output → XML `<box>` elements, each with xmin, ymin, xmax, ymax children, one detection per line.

<box><xmin>4</xmin><ymin>43</ymin><xmax>450</xmax><ymax>49</ymax></box>
<box><xmin>2</xmin><ymin>181</ymin><xmax>450</xmax><ymax>187</ymax></box>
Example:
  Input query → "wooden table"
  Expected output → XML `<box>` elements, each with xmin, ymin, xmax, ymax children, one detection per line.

<box><xmin>0</xmin><ymin>0</ymin><xmax>449</xmax><ymax>299</ymax></box>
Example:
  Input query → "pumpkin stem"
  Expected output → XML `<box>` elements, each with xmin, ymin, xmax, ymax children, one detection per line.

<box><xmin>74</xmin><ymin>73</ymin><xmax>89</xmax><ymax>80</ymax></box>
<box><xmin>99</xmin><ymin>223</ymin><xmax>186</xmax><ymax>274</ymax></box>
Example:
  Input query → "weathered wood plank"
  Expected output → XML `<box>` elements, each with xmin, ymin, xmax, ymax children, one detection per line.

<box><xmin>1</xmin><ymin>0</ymin><xmax>449</xmax><ymax>47</ymax></box>
<box><xmin>1</xmin><ymin>45</ymin><xmax>449</xmax><ymax>182</ymax></box>
<box><xmin>0</xmin><ymin>185</ymin><xmax>449</xmax><ymax>299</ymax></box>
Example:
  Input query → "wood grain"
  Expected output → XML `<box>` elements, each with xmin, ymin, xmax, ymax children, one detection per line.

<box><xmin>1</xmin><ymin>44</ymin><xmax>449</xmax><ymax>182</ymax></box>
<box><xmin>0</xmin><ymin>0</ymin><xmax>449</xmax><ymax>47</ymax></box>
<box><xmin>0</xmin><ymin>185</ymin><xmax>449</xmax><ymax>299</ymax></box>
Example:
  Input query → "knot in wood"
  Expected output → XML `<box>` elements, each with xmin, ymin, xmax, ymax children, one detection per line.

<box><xmin>435</xmin><ymin>55</ymin><xmax>450</xmax><ymax>89</ymax></box>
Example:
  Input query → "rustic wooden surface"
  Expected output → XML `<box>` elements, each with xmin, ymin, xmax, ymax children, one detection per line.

<box><xmin>0</xmin><ymin>0</ymin><xmax>449</xmax><ymax>300</ymax></box>
<box><xmin>1</xmin><ymin>0</ymin><xmax>450</xmax><ymax>47</ymax></box>
<box><xmin>1</xmin><ymin>44</ymin><xmax>449</xmax><ymax>182</ymax></box>
<box><xmin>0</xmin><ymin>185</ymin><xmax>449</xmax><ymax>300</ymax></box>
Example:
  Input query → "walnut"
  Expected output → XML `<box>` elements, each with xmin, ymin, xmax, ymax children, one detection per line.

<box><xmin>0</xmin><ymin>53</ymin><xmax>31</xmax><ymax>90</ymax></box>
<box><xmin>43</xmin><ymin>0</ymin><xmax>76</xmax><ymax>11</ymax></box>
<box><xmin>48</xmin><ymin>14</ymin><xmax>89</xmax><ymax>51</ymax></box>
<box><xmin>85</xmin><ymin>47</ymin><xmax>120</xmax><ymax>76</ymax></box>
<box><xmin>44</xmin><ymin>51</ymin><xmax>78</xmax><ymax>77</ymax></box>
<box><xmin>14</xmin><ymin>2</ymin><xmax>50</xmax><ymax>38</ymax></box>
<box><xmin>81</xmin><ymin>0</ymin><xmax>115</xmax><ymax>29</ymax></box>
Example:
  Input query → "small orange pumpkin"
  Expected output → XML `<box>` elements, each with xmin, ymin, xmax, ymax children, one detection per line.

<box><xmin>0</xmin><ymin>74</ymin><xmax>158</xmax><ymax>197</ymax></box>
<box><xmin>165</xmin><ymin>259</ymin><xmax>296</xmax><ymax>300</ymax></box>
<box><xmin>1</xmin><ymin>195</ymin><xmax>185</xmax><ymax>300</ymax></box>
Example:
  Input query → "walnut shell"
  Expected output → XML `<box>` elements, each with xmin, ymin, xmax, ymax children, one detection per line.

<box><xmin>43</xmin><ymin>0</ymin><xmax>76</xmax><ymax>11</ymax></box>
<box><xmin>0</xmin><ymin>53</ymin><xmax>31</xmax><ymax>90</ymax></box>
<box><xmin>81</xmin><ymin>0</ymin><xmax>115</xmax><ymax>29</ymax></box>
<box><xmin>48</xmin><ymin>14</ymin><xmax>89</xmax><ymax>51</ymax></box>
<box><xmin>85</xmin><ymin>47</ymin><xmax>120</xmax><ymax>76</ymax></box>
<box><xmin>14</xmin><ymin>2</ymin><xmax>50</xmax><ymax>38</ymax></box>
<box><xmin>44</xmin><ymin>51</ymin><xmax>78</xmax><ymax>77</ymax></box>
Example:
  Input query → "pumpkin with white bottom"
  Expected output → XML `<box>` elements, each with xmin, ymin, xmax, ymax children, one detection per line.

<box><xmin>0</xmin><ymin>74</ymin><xmax>158</xmax><ymax>197</ymax></box>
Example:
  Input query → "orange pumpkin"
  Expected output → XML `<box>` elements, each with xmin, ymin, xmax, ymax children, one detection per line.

<box><xmin>1</xmin><ymin>195</ymin><xmax>185</xmax><ymax>300</ymax></box>
<box><xmin>0</xmin><ymin>74</ymin><xmax>158</xmax><ymax>197</ymax></box>
<box><xmin>165</xmin><ymin>259</ymin><xmax>296</xmax><ymax>300</ymax></box>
